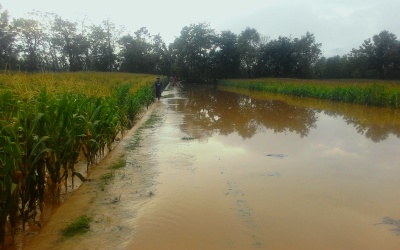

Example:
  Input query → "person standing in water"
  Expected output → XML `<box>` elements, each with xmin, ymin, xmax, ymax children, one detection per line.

<box><xmin>155</xmin><ymin>76</ymin><xmax>162</xmax><ymax>101</ymax></box>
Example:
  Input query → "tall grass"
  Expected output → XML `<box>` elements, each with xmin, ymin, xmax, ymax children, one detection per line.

<box><xmin>219</xmin><ymin>78</ymin><xmax>400</xmax><ymax>108</ymax></box>
<box><xmin>0</xmin><ymin>72</ymin><xmax>157</xmax><ymax>245</ymax></box>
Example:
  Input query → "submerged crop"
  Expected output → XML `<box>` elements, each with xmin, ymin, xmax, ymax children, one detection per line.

<box><xmin>0</xmin><ymin>72</ymin><xmax>158</xmax><ymax>246</ymax></box>
<box><xmin>219</xmin><ymin>78</ymin><xmax>400</xmax><ymax>108</ymax></box>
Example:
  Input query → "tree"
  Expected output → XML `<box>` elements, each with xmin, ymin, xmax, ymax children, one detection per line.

<box><xmin>238</xmin><ymin>27</ymin><xmax>262</xmax><ymax>78</ymax></box>
<box><xmin>50</xmin><ymin>17</ymin><xmax>91</xmax><ymax>71</ymax></box>
<box><xmin>257</xmin><ymin>36</ymin><xmax>295</xmax><ymax>77</ymax></box>
<box><xmin>348</xmin><ymin>39</ymin><xmax>373</xmax><ymax>78</ymax></box>
<box><xmin>118</xmin><ymin>34</ymin><xmax>135</xmax><ymax>72</ymax></box>
<box><xmin>292</xmin><ymin>32</ymin><xmax>321</xmax><ymax>78</ymax></box>
<box><xmin>313</xmin><ymin>56</ymin><xmax>326</xmax><ymax>78</ymax></box>
<box><xmin>118</xmin><ymin>27</ymin><xmax>162</xmax><ymax>74</ymax></box>
<box><xmin>89</xmin><ymin>19</ymin><xmax>120</xmax><ymax>71</ymax></box>
<box><xmin>102</xmin><ymin>19</ymin><xmax>120</xmax><ymax>71</ymax></box>
<box><xmin>349</xmin><ymin>30</ymin><xmax>400</xmax><ymax>79</ymax></box>
<box><xmin>324</xmin><ymin>56</ymin><xmax>341</xmax><ymax>78</ymax></box>
<box><xmin>132</xmin><ymin>27</ymin><xmax>154</xmax><ymax>73</ymax></box>
<box><xmin>89</xmin><ymin>24</ymin><xmax>109</xmax><ymax>71</ymax></box>
<box><xmin>0</xmin><ymin>6</ymin><xmax>17</xmax><ymax>71</ymax></box>
<box><xmin>151</xmin><ymin>33</ymin><xmax>169</xmax><ymax>75</ymax></box>
<box><xmin>372</xmin><ymin>30</ymin><xmax>400</xmax><ymax>79</ymax></box>
<box><xmin>212</xmin><ymin>30</ymin><xmax>241</xmax><ymax>79</ymax></box>
<box><xmin>13</xmin><ymin>18</ymin><xmax>46</xmax><ymax>72</ymax></box>
<box><xmin>322</xmin><ymin>55</ymin><xmax>352</xmax><ymax>78</ymax></box>
<box><xmin>172</xmin><ymin>22</ymin><xmax>215</xmax><ymax>82</ymax></box>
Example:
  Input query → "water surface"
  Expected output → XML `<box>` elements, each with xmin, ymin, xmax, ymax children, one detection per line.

<box><xmin>127</xmin><ymin>84</ymin><xmax>400</xmax><ymax>249</ymax></box>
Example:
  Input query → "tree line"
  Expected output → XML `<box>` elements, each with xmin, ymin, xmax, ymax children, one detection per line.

<box><xmin>1</xmin><ymin>6</ymin><xmax>400</xmax><ymax>81</ymax></box>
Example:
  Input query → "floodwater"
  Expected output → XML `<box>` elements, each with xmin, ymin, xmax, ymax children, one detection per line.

<box><xmin>24</xmin><ymin>83</ymin><xmax>400</xmax><ymax>250</ymax></box>
<box><xmin>127</xmin><ymin>84</ymin><xmax>400</xmax><ymax>249</ymax></box>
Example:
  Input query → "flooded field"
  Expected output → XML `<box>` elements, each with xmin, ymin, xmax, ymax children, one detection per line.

<box><xmin>127</xmin><ymin>84</ymin><xmax>400</xmax><ymax>249</ymax></box>
<box><xmin>26</xmin><ymin>83</ymin><xmax>400</xmax><ymax>249</ymax></box>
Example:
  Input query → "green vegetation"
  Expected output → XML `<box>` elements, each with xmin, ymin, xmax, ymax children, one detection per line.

<box><xmin>0</xmin><ymin>72</ymin><xmax>156</xmax><ymax>244</ymax></box>
<box><xmin>99</xmin><ymin>172</ymin><xmax>115</xmax><ymax>191</ymax></box>
<box><xmin>143</xmin><ymin>113</ymin><xmax>162</xmax><ymax>129</ymax></box>
<box><xmin>109</xmin><ymin>158</ymin><xmax>126</xmax><ymax>170</ymax></box>
<box><xmin>219</xmin><ymin>78</ymin><xmax>400</xmax><ymax>108</ymax></box>
<box><xmin>99</xmin><ymin>149</ymin><xmax>126</xmax><ymax>191</ymax></box>
<box><xmin>128</xmin><ymin>134</ymin><xmax>142</xmax><ymax>151</ymax></box>
<box><xmin>181</xmin><ymin>136</ymin><xmax>195</xmax><ymax>141</ymax></box>
<box><xmin>100</xmin><ymin>172</ymin><xmax>115</xmax><ymax>184</ymax></box>
<box><xmin>127</xmin><ymin>113</ymin><xmax>161</xmax><ymax>151</ymax></box>
<box><xmin>62</xmin><ymin>215</ymin><xmax>92</xmax><ymax>237</ymax></box>
<box><xmin>99</xmin><ymin>158</ymin><xmax>127</xmax><ymax>190</ymax></box>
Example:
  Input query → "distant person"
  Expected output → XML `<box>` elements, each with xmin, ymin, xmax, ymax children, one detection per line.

<box><xmin>155</xmin><ymin>76</ymin><xmax>162</xmax><ymax>101</ymax></box>
<box><xmin>173</xmin><ymin>76</ymin><xmax>178</xmax><ymax>87</ymax></box>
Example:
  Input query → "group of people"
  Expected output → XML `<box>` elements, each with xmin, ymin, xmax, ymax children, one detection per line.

<box><xmin>154</xmin><ymin>76</ymin><xmax>180</xmax><ymax>101</ymax></box>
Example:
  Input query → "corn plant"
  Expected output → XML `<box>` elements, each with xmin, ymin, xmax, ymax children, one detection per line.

<box><xmin>124</xmin><ymin>85</ymin><xmax>154</xmax><ymax>128</ymax></box>
<box><xmin>77</xmin><ymin>97</ymin><xmax>101</xmax><ymax>174</ymax></box>
<box><xmin>40</xmin><ymin>91</ymin><xmax>83</xmax><ymax>202</ymax></box>
<box><xmin>0</xmin><ymin>108</ymin><xmax>20</xmax><ymax>246</ymax></box>
<box><xmin>16</xmin><ymin>100</ymin><xmax>50</xmax><ymax>230</ymax></box>
<box><xmin>101</xmin><ymin>101</ymin><xmax>122</xmax><ymax>153</ymax></box>
<box><xmin>220</xmin><ymin>78</ymin><xmax>400</xmax><ymax>108</ymax></box>
<box><xmin>0</xmin><ymin>72</ymin><xmax>159</xmax><ymax>244</ymax></box>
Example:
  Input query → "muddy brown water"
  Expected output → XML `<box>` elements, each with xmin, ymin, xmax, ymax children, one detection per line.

<box><xmin>22</xmin><ymin>83</ymin><xmax>400</xmax><ymax>249</ymax></box>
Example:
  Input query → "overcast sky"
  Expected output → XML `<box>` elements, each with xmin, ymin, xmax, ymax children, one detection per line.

<box><xmin>1</xmin><ymin>0</ymin><xmax>399</xmax><ymax>57</ymax></box>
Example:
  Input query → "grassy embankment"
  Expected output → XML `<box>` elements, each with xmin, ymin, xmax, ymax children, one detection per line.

<box><xmin>219</xmin><ymin>78</ymin><xmax>400</xmax><ymax>108</ymax></box>
<box><xmin>0</xmin><ymin>72</ymin><xmax>160</xmax><ymax>246</ymax></box>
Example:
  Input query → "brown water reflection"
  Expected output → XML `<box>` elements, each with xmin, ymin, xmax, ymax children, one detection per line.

<box><xmin>174</xmin><ymin>84</ymin><xmax>400</xmax><ymax>143</ymax></box>
<box><xmin>178</xmin><ymin>85</ymin><xmax>317</xmax><ymax>139</ymax></box>
<box><xmin>127</xmin><ymin>84</ymin><xmax>400</xmax><ymax>249</ymax></box>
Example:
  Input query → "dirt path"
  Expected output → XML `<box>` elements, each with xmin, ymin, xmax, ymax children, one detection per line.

<box><xmin>23</xmin><ymin>101</ymin><xmax>163</xmax><ymax>250</ymax></box>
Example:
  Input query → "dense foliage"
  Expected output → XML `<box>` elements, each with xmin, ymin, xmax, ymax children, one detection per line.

<box><xmin>1</xmin><ymin>6</ymin><xmax>400</xmax><ymax>81</ymax></box>
<box><xmin>0</xmin><ymin>72</ymin><xmax>155</xmax><ymax>245</ymax></box>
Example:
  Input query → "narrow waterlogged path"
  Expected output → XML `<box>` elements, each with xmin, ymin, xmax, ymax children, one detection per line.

<box><xmin>26</xmin><ymin>83</ymin><xmax>400</xmax><ymax>249</ymax></box>
<box><xmin>127</xmin><ymin>85</ymin><xmax>268</xmax><ymax>249</ymax></box>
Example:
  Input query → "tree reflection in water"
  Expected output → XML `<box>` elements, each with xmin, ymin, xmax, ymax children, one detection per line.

<box><xmin>169</xmin><ymin>84</ymin><xmax>400</xmax><ymax>143</ymax></box>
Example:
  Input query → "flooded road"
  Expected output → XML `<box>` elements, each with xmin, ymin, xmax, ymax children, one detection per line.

<box><xmin>26</xmin><ymin>83</ymin><xmax>400</xmax><ymax>250</ymax></box>
<box><xmin>127</xmin><ymin>84</ymin><xmax>400</xmax><ymax>249</ymax></box>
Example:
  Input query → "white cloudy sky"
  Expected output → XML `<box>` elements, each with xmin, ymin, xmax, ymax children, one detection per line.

<box><xmin>1</xmin><ymin>0</ymin><xmax>399</xmax><ymax>57</ymax></box>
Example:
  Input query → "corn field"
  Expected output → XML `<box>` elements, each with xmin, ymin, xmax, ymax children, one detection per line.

<box><xmin>0</xmin><ymin>72</ymin><xmax>157</xmax><ymax>245</ymax></box>
<box><xmin>219</xmin><ymin>78</ymin><xmax>400</xmax><ymax>108</ymax></box>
